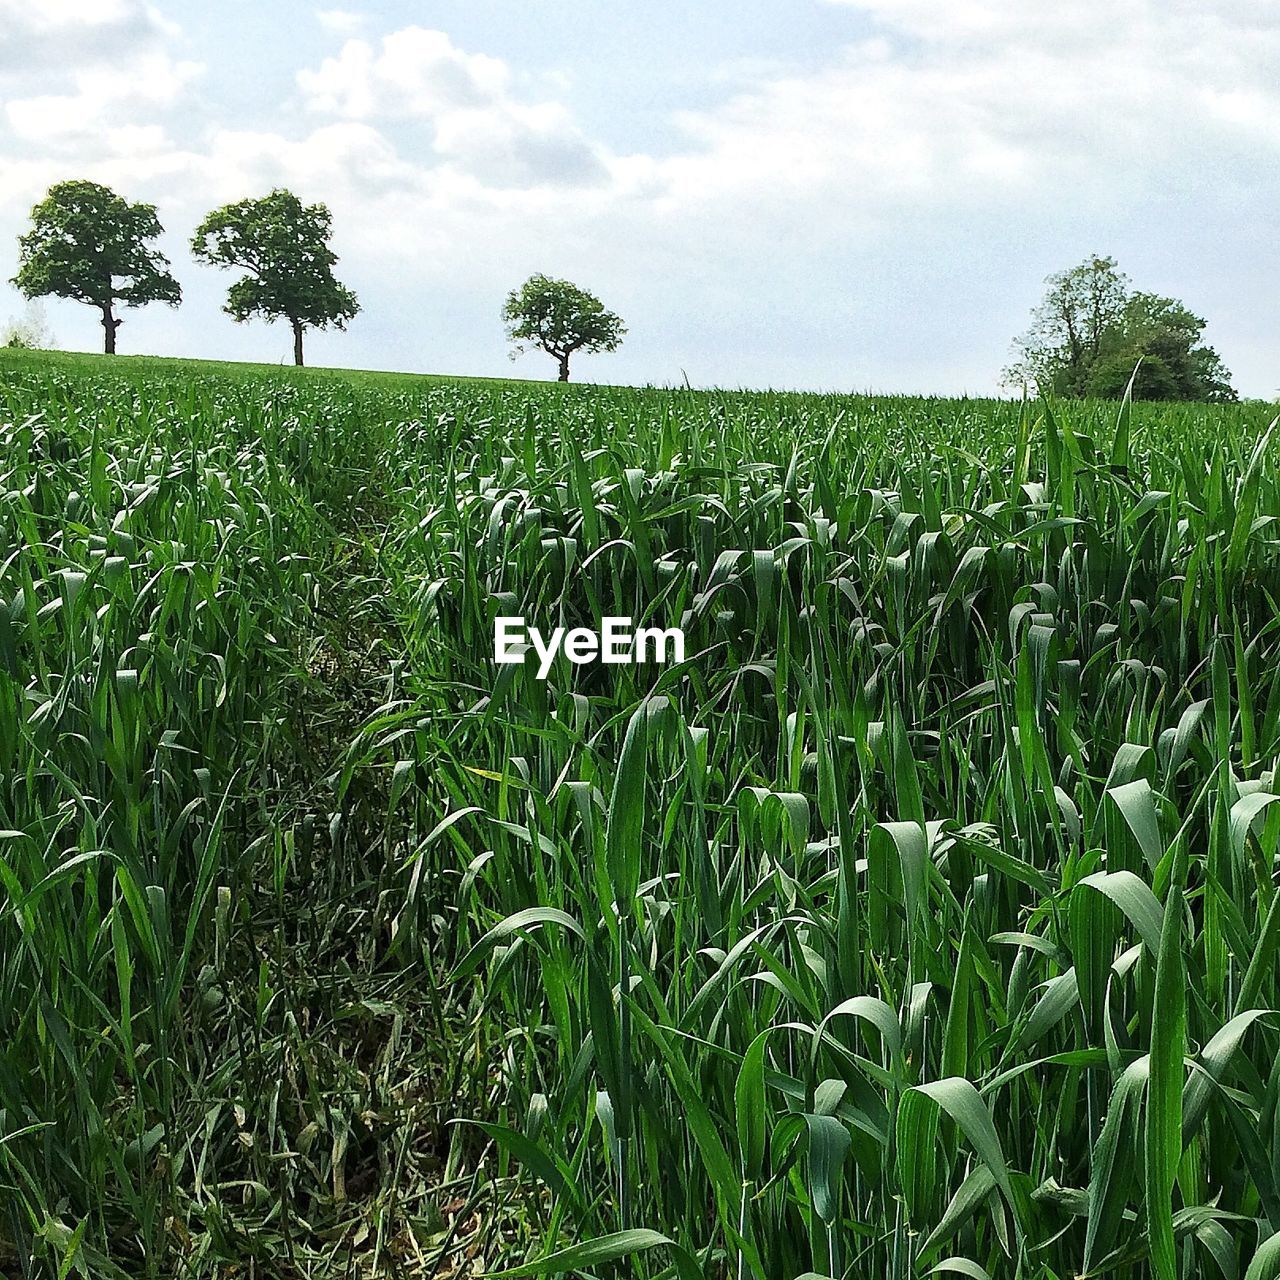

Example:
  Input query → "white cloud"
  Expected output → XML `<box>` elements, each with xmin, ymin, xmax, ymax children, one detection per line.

<box><xmin>200</xmin><ymin>124</ymin><xmax>419</xmax><ymax>206</ymax></box>
<box><xmin>6</xmin><ymin>55</ymin><xmax>202</xmax><ymax>146</ymax></box>
<box><xmin>0</xmin><ymin>0</ymin><xmax>205</xmax><ymax>229</ymax></box>
<box><xmin>430</xmin><ymin>101</ymin><xmax>609</xmax><ymax>187</ymax></box>
<box><xmin>296</xmin><ymin>27</ymin><xmax>608</xmax><ymax>188</ymax></box>
<box><xmin>652</xmin><ymin>0</ymin><xmax>1280</xmax><ymax>224</ymax></box>
<box><xmin>316</xmin><ymin>8</ymin><xmax>368</xmax><ymax>37</ymax></box>
<box><xmin>0</xmin><ymin>0</ymin><xmax>199</xmax><ymax>155</ymax></box>
<box><xmin>0</xmin><ymin>0</ymin><xmax>178</xmax><ymax>72</ymax></box>
<box><xmin>298</xmin><ymin>28</ymin><xmax>509</xmax><ymax>119</ymax></box>
<box><xmin>0</xmin><ymin>0</ymin><xmax>139</xmax><ymax>32</ymax></box>
<box><xmin>824</xmin><ymin>0</ymin><xmax>1280</xmax><ymax>49</ymax></box>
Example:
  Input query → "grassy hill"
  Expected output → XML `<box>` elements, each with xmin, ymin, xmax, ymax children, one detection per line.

<box><xmin>0</xmin><ymin>345</ymin><xmax>535</xmax><ymax>390</ymax></box>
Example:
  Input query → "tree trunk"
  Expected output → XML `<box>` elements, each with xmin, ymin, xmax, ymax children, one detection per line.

<box><xmin>102</xmin><ymin>304</ymin><xmax>120</xmax><ymax>355</ymax></box>
<box><xmin>558</xmin><ymin>352</ymin><xmax>570</xmax><ymax>382</ymax></box>
<box><xmin>292</xmin><ymin>320</ymin><xmax>305</xmax><ymax>367</ymax></box>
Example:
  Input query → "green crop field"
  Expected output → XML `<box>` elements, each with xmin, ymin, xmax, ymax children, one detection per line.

<box><xmin>3</xmin><ymin>348</ymin><xmax>1280</xmax><ymax>1280</ymax></box>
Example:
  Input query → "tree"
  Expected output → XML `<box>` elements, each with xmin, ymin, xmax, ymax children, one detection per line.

<box><xmin>190</xmin><ymin>189</ymin><xmax>359</xmax><ymax>366</ymax></box>
<box><xmin>1005</xmin><ymin>255</ymin><xmax>1235</xmax><ymax>402</ymax></box>
<box><xmin>12</xmin><ymin>180</ymin><xmax>181</xmax><ymax>355</ymax></box>
<box><xmin>503</xmin><ymin>274</ymin><xmax>625</xmax><ymax>382</ymax></box>
<box><xmin>1106</xmin><ymin>292</ymin><xmax>1235</xmax><ymax>402</ymax></box>
<box><xmin>1005</xmin><ymin>255</ymin><xmax>1129</xmax><ymax>397</ymax></box>
<box><xmin>1086</xmin><ymin>351</ymin><xmax>1181</xmax><ymax>402</ymax></box>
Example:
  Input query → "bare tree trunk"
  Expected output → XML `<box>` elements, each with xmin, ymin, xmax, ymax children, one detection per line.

<box><xmin>292</xmin><ymin>319</ymin><xmax>305</xmax><ymax>367</ymax></box>
<box><xmin>558</xmin><ymin>352</ymin><xmax>570</xmax><ymax>382</ymax></box>
<box><xmin>102</xmin><ymin>304</ymin><xmax>120</xmax><ymax>355</ymax></box>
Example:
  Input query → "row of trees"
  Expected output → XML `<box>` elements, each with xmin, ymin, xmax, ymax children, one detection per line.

<box><xmin>13</xmin><ymin>182</ymin><xmax>357</xmax><ymax>366</ymax></box>
<box><xmin>10</xmin><ymin>179</ymin><xmax>625</xmax><ymax>378</ymax></box>
<box><xmin>1006</xmin><ymin>254</ymin><xmax>1236</xmax><ymax>402</ymax></box>
<box><xmin>10</xmin><ymin>182</ymin><xmax>1235</xmax><ymax>398</ymax></box>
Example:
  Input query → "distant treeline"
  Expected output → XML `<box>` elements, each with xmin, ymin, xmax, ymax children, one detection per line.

<box><xmin>10</xmin><ymin>179</ymin><xmax>623</xmax><ymax>380</ymax></box>
<box><xmin>9</xmin><ymin>180</ymin><xmax>1236</xmax><ymax>397</ymax></box>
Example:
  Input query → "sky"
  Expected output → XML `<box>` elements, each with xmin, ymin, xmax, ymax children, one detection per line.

<box><xmin>0</xmin><ymin>0</ymin><xmax>1277</xmax><ymax>397</ymax></box>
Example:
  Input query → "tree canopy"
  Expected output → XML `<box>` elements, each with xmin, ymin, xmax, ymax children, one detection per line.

<box><xmin>1005</xmin><ymin>255</ymin><xmax>1234</xmax><ymax>402</ymax></box>
<box><xmin>190</xmin><ymin>189</ymin><xmax>359</xmax><ymax>366</ymax></box>
<box><xmin>12</xmin><ymin>179</ymin><xmax>181</xmax><ymax>355</ymax></box>
<box><xmin>503</xmin><ymin>274</ymin><xmax>625</xmax><ymax>382</ymax></box>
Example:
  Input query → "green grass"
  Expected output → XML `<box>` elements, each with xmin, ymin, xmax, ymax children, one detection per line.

<box><xmin>1</xmin><ymin>345</ymin><xmax>544</xmax><ymax>390</ymax></box>
<box><xmin>2</xmin><ymin>347</ymin><xmax>1280</xmax><ymax>1278</ymax></box>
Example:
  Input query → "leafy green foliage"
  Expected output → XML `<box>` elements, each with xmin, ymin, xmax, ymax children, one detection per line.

<box><xmin>502</xmin><ymin>273</ymin><xmax>625</xmax><ymax>381</ymax></box>
<box><xmin>1007</xmin><ymin>254</ymin><xmax>1235</xmax><ymax>401</ymax></box>
<box><xmin>12</xmin><ymin>181</ymin><xmax>181</xmax><ymax>354</ymax></box>
<box><xmin>190</xmin><ymin>189</ymin><xmax>359</xmax><ymax>365</ymax></box>
<box><xmin>2</xmin><ymin>346</ymin><xmax>1280</xmax><ymax>1279</ymax></box>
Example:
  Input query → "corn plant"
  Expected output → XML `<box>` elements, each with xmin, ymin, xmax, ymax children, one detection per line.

<box><xmin>4</xmin><ymin>347</ymin><xmax>1280</xmax><ymax>1280</ymax></box>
